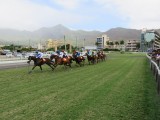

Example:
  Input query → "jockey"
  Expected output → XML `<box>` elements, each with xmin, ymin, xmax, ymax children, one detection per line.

<box><xmin>56</xmin><ymin>50</ymin><xmax>60</xmax><ymax>55</ymax></box>
<box><xmin>63</xmin><ymin>51</ymin><xmax>68</xmax><ymax>58</ymax></box>
<box><xmin>92</xmin><ymin>51</ymin><xmax>96</xmax><ymax>57</ymax></box>
<box><xmin>97</xmin><ymin>50</ymin><xmax>101</xmax><ymax>54</ymax></box>
<box><xmin>35</xmin><ymin>50</ymin><xmax>44</xmax><ymax>64</ymax></box>
<box><xmin>56</xmin><ymin>50</ymin><xmax>64</xmax><ymax>58</ymax></box>
<box><xmin>100</xmin><ymin>49</ymin><xmax>104</xmax><ymax>54</ymax></box>
<box><xmin>75</xmin><ymin>51</ymin><xmax>81</xmax><ymax>57</ymax></box>
<box><xmin>87</xmin><ymin>49</ymin><xmax>92</xmax><ymax>56</ymax></box>
<box><xmin>35</xmin><ymin>50</ymin><xmax>43</xmax><ymax>59</ymax></box>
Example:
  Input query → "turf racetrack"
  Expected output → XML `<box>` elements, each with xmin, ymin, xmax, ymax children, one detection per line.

<box><xmin>1</xmin><ymin>53</ymin><xmax>160</xmax><ymax>120</ymax></box>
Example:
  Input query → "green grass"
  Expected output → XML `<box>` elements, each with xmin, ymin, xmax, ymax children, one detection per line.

<box><xmin>0</xmin><ymin>53</ymin><xmax>160</xmax><ymax>120</ymax></box>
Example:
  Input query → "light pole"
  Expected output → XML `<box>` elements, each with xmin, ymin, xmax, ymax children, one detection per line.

<box><xmin>64</xmin><ymin>35</ymin><xmax>66</xmax><ymax>51</ymax></box>
<box><xmin>76</xmin><ymin>36</ymin><xmax>78</xmax><ymax>50</ymax></box>
<box><xmin>83</xmin><ymin>38</ymin><xmax>85</xmax><ymax>47</ymax></box>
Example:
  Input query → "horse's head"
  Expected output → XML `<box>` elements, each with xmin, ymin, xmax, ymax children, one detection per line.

<box><xmin>68</xmin><ymin>56</ymin><xmax>73</xmax><ymax>60</ymax></box>
<box><xmin>27</xmin><ymin>56</ymin><xmax>33</xmax><ymax>63</ymax></box>
<box><xmin>27</xmin><ymin>56</ymin><xmax>37</xmax><ymax>64</ymax></box>
<box><xmin>28</xmin><ymin>56</ymin><xmax>36</xmax><ymax>60</ymax></box>
<box><xmin>50</xmin><ymin>54</ymin><xmax>58</xmax><ymax>60</ymax></box>
<box><xmin>28</xmin><ymin>56</ymin><xmax>31</xmax><ymax>60</ymax></box>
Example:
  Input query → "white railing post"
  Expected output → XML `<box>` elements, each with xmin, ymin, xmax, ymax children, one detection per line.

<box><xmin>146</xmin><ymin>53</ymin><xmax>160</xmax><ymax>94</ymax></box>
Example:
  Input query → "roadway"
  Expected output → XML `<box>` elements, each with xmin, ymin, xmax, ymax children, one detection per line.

<box><xmin>0</xmin><ymin>60</ymin><xmax>32</xmax><ymax>70</ymax></box>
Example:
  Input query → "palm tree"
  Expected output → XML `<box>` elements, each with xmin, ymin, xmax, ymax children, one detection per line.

<box><xmin>120</xmin><ymin>40</ymin><xmax>124</xmax><ymax>45</ymax></box>
<box><xmin>115</xmin><ymin>41</ymin><xmax>119</xmax><ymax>49</ymax></box>
<box><xmin>106</xmin><ymin>41</ymin><xmax>109</xmax><ymax>45</ymax></box>
<box><xmin>120</xmin><ymin>40</ymin><xmax>125</xmax><ymax>51</ymax></box>
<box><xmin>109</xmin><ymin>41</ymin><xmax>114</xmax><ymax>48</ymax></box>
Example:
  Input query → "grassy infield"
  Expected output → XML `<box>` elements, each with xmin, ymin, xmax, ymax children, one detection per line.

<box><xmin>0</xmin><ymin>53</ymin><xmax>160</xmax><ymax>120</ymax></box>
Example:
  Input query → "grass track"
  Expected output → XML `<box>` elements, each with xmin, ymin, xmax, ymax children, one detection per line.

<box><xmin>0</xmin><ymin>53</ymin><xmax>160</xmax><ymax>120</ymax></box>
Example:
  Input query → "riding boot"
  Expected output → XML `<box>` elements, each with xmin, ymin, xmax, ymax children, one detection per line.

<box><xmin>41</xmin><ymin>58</ymin><xmax>43</xmax><ymax>62</ymax></box>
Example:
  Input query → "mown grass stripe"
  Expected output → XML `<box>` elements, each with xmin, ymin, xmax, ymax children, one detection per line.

<box><xmin>0</xmin><ymin>53</ymin><xmax>160</xmax><ymax>120</ymax></box>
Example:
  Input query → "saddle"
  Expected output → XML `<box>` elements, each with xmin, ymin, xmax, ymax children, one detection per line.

<box><xmin>62</xmin><ymin>58</ymin><xmax>67</xmax><ymax>62</ymax></box>
<box><xmin>42</xmin><ymin>58</ymin><xmax>46</xmax><ymax>62</ymax></box>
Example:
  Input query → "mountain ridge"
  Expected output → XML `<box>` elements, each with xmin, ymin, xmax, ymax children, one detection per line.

<box><xmin>0</xmin><ymin>25</ymin><xmax>159</xmax><ymax>46</ymax></box>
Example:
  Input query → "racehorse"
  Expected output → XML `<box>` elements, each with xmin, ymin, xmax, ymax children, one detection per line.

<box><xmin>97</xmin><ymin>52</ymin><xmax>107</xmax><ymax>62</ymax></box>
<box><xmin>27</xmin><ymin>56</ymin><xmax>55</xmax><ymax>73</ymax></box>
<box><xmin>72</xmin><ymin>53</ymin><xmax>85</xmax><ymax>66</ymax></box>
<box><xmin>85</xmin><ymin>53</ymin><xmax>97</xmax><ymax>64</ymax></box>
<box><xmin>50</xmin><ymin>54</ymin><xmax>72</xmax><ymax>68</ymax></box>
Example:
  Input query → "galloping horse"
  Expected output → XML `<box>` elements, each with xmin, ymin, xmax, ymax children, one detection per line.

<box><xmin>72</xmin><ymin>53</ymin><xmax>85</xmax><ymax>66</ymax></box>
<box><xmin>27</xmin><ymin>56</ymin><xmax>55</xmax><ymax>73</ymax></box>
<box><xmin>99</xmin><ymin>53</ymin><xmax>107</xmax><ymax>61</ymax></box>
<box><xmin>86</xmin><ymin>53</ymin><xmax>97</xmax><ymax>64</ymax></box>
<box><xmin>50</xmin><ymin>54</ymin><xmax>71</xmax><ymax>68</ymax></box>
<box><xmin>97</xmin><ymin>51</ymin><xmax>106</xmax><ymax>62</ymax></box>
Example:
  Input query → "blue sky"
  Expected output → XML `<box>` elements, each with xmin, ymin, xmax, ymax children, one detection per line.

<box><xmin>0</xmin><ymin>0</ymin><xmax>159</xmax><ymax>31</ymax></box>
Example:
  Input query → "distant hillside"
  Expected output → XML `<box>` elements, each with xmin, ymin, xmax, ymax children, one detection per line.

<box><xmin>32</xmin><ymin>24</ymin><xmax>102</xmax><ymax>46</ymax></box>
<box><xmin>105</xmin><ymin>27</ymin><xmax>141</xmax><ymax>41</ymax></box>
<box><xmin>0</xmin><ymin>25</ymin><xmax>159</xmax><ymax>46</ymax></box>
<box><xmin>0</xmin><ymin>25</ymin><xmax>102</xmax><ymax>46</ymax></box>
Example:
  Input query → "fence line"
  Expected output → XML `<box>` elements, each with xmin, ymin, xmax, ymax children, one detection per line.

<box><xmin>146</xmin><ymin>54</ymin><xmax>160</xmax><ymax>94</ymax></box>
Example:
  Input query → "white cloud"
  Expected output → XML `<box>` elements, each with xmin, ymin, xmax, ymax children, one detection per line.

<box><xmin>0</xmin><ymin>0</ymin><xmax>88</xmax><ymax>31</ymax></box>
<box><xmin>95</xmin><ymin>0</ymin><xmax>160</xmax><ymax>29</ymax></box>
<box><xmin>50</xmin><ymin>0</ymin><xmax>81</xmax><ymax>10</ymax></box>
<box><xmin>0</xmin><ymin>0</ymin><xmax>159</xmax><ymax>31</ymax></box>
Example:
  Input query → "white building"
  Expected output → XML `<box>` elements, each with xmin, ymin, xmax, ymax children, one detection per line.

<box><xmin>125</xmin><ymin>40</ymin><xmax>139</xmax><ymax>51</ymax></box>
<box><xmin>96</xmin><ymin>34</ymin><xmax>109</xmax><ymax>49</ymax></box>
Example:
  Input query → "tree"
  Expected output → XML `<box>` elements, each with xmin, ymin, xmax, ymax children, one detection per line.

<box><xmin>109</xmin><ymin>41</ymin><xmax>114</xmax><ymax>46</ymax></box>
<box><xmin>58</xmin><ymin>44</ymin><xmax>74</xmax><ymax>51</ymax></box>
<box><xmin>95</xmin><ymin>41</ymin><xmax>101</xmax><ymax>46</ymax></box>
<box><xmin>114</xmin><ymin>41</ymin><xmax>119</xmax><ymax>49</ymax></box>
<box><xmin>106</xmin><ymin>41</ymin><xmax>109</xmax><ymax>45</ymax></box>
<box><xmin>115</xmin><ymin>41</ymin><xmax>119</xmax><ymax>45</ymax></box>
<box><xmin>120</xmin><ymin>40</ymin><xmax>124</xmax><ymax>45</ymax></box>
<box><xmin>136</xmin><ymin>43</ymin><xmax>140</xmax><ymax>49</ymax></box>
<box><xmin>47</xmin><ymin>48</ymin><xmax>54</xmax><ymax>51</ymax></box>
<box><xmin>2</xmin><ymin>44</ymin><xmax>15</xmax><ymax>51</ymax></box>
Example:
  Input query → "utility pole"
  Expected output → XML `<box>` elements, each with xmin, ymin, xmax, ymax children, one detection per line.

<box><xmin>64</xmin><ymin>35</ymin><xmax>66</xmax><ymax>51</ymax></box>
<box><xmin>76</xmin><ymin>36</ymin><xmax>78</xmax><ymax>50</ymax></box>
<box><xmin>83</xmin><ymin>38</ymin><xmax>85</xmax><ymax>47</ymax></box>
<box><xmin>40</xmin><ymin>39</ymin><xmax>41</xmax><ymax>51</ymax></box>
<box><xmin>29</xmin><ymin>39</ymin><xmax>31</xmax><ymax>52</ymax></box>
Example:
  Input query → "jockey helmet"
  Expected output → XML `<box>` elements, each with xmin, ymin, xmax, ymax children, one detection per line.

<box><xmin>56</xmin><ymin>50</ymin><xmax>60</xmax><ymax>54</ymax></box>
<box><xmin>36</xmin><ymin>50</ymin><xmax>39</xmax><ymax>53</ymax></box>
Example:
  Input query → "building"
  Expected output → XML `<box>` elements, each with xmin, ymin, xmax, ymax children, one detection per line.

<box><xmin>96</xmin><ymin>34</ymin><xmax>109</xmax><ymax>49</ymax></box>
<box><xmin>46</xmin><ymin>39</ymin><xmax>63</xmax><ymax>51</ymax></box>
<box><xmin>141</xmin><ymin>29</ymin><xmax>160</xmax><ymax>51</ymax></box>
<box><xmin>125</xmin><ymin>40</ymin><xmax>139</xmax><ymax>51</ymax></box>
<box><xmin>46</xmin><ymin>39</ymin><xmax>73</xmax><ymax>52</ymax></box>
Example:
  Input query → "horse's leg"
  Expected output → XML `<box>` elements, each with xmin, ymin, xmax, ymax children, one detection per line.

<box><xmin>47</xmin><ymin>63</ymin><xmax>55</xmax><ymax>71</ymax></box>
<box><xmin>88</xmin><ymin>59</ymin><xmax>91</xmax><ymax>65</ymax></box>
<box><xmin>69</xmin><ymin>63</ymin><xmax>71</xmax><ymax>67</ymax></box>
<box><xmin>64</xmin><ymin>64</ymin><xmax>66</xmax><ymax>69</ymax></box>
<box><xmin>79</xmin><ymin>62</ymin><xmax>82</xmax><ymax>67</ymax></box>
<box><xmin>28</xmin><ymin>65</ymin><xmax>36</xmax><ymax>74</ymax></box>
<box><xmin>32</xmin><ymin>65</ymin><xmax>36</xmax><ymax>70</ymax></box>
<box><xmin>39</xmin><ymin>65</ymin><xmax>42</xmax><ymax>71</ymax></box>
<box><xmin>83</xmin><ymin>60</ymin><xmax>85</xmax><ymax>66</ymax></box>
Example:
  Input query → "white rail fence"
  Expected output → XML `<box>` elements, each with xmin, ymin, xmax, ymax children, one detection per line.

<box><xmin>146</xmin><ymin>54</ymin><xmax>160</xmax><ymax>94</ymax></box>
